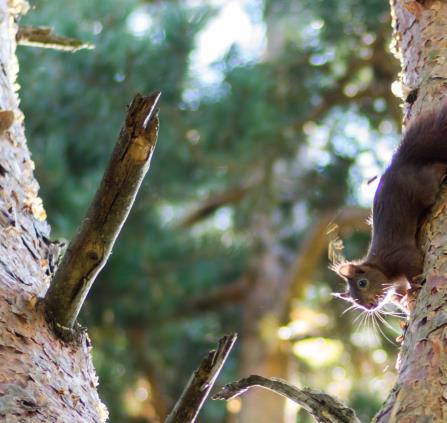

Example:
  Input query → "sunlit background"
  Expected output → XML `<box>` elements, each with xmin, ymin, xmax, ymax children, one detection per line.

<box><xmin>19</xmin><ymin>0</ymin><xmax>402</xmax><ymax>421</ymax></box>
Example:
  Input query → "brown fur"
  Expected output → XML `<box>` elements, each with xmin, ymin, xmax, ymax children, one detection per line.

<box><xmin>333</xmin><ymin>104</ymin><xmax>447</xmax><ymax>312</ymax></box>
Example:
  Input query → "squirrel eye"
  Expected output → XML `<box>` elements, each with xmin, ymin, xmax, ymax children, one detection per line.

<box><xmin>357</xmin><ymin>279</ymin><xmax>369</xmax><ymax>289</ymax></box>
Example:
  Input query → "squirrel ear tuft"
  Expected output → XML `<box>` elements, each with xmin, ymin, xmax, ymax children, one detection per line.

<box><xmin>356</xmin><ymin>265</ymin><xmax>369</xmax><ymax>274</ymax></box>
<box><xmin>337</xmin><ymin>263</ymin><xmax>358</xmax><ymax>278</ymax></box>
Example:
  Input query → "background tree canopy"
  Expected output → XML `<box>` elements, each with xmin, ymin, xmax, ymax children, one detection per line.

<box><xmin>18</xmin><ymin>0</ymin><xmax>402</xmax><ymax>421</ymax></box>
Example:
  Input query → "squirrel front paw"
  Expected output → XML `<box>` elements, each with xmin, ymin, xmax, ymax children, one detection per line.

<box><xmin>410</xmin><ymin>273</ymin><xmax>426</xmax><ymax>287</ymax></box>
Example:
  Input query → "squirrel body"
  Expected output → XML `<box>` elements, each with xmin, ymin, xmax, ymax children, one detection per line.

<box><xmin>334</xmin><ymin>105</ymin><xmax>447</xmax><ymax>312</ymax></box>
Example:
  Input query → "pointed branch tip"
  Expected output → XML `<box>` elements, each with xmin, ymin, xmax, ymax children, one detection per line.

<box><xmin>142</xmin><ymin>91</ymin><xmax>161</xmax><ymax>129</ymax></box>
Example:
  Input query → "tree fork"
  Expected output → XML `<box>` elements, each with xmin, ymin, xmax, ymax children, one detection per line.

<box><xmin>44</xmin><ymin>91</ymin><xmax>160</xmax><ymax>338</ymax></box>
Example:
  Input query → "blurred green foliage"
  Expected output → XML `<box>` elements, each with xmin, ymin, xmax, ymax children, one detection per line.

<box><xmin>19</xmin><ymin>0</ymin><xmax>402</xmax><ymax>421</ymax></box>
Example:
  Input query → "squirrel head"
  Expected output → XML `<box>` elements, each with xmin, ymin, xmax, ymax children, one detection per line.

<box><xmin>332</xmin><ymin>262</ymin><xmax>390</xmax><ymax>311</ymax></box>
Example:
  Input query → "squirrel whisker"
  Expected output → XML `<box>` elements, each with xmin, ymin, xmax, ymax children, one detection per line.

<box><xmin>340</xmin><ymin>304</ymin><xmax>359</xmax><ymax>317</ymax></box>
<box><xmin>375</xmin><ymin>312</ymin><xmax>400</xmax><ymax>335</ymax></box>
<box><xmin>372</xmin><ymin>312</ymin><xmax>397</xmax><ymax>345</ymax></box>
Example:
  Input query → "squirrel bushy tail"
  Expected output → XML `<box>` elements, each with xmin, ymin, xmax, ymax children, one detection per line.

<box><xmin>394</xmin><ymin>102</ymin><xmax>447</xmax><ymax>166</ymax></box>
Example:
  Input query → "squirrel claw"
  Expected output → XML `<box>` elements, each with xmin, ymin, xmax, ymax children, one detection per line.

<box><xmin>396</xmin><ymin>334</ymin><xmax>404</xmax><ymax>343</ymax></box>
<box><xmin>408</xmin><ymin>287</ymin><xmax>420</xmax><ymax>295</ymax></box>
<box><xmin>411</xmin><ymin>273</ymin><xmax>426</xmax><ymax>286</ymax></box>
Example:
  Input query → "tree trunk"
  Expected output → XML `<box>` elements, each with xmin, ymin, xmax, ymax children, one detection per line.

<box><xmin>239</xmin><ymin>215</ymin><xmax>292</xmax><ymax>423</ymax></box>
<box><xmin>375</xmin><ymin>1</ymin><xmax>447</xmax><ymax>421</ymax></box>
<box><xmin>239</xmin><ymin>273</ymin><xmax>290</xmax><ymax>423</ymax></box>
<box><xmin>0</xmin><ymin>2</ymin><xmax>107</xmax><ymax>421</ymax></box>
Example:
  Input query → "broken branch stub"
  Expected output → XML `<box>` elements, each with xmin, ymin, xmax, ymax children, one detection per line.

<box><xmin>17</xmin><ymin>25</ymin><xmax>94</xmax><ymax>52</ymax></box>
<box><xmin>165</xmin><ymin>333</ymin><xmax>237</xmax><ymax>423</ymax></box>
<box><xmin>44</xmin><ymin>92</ymin><xmax>160</xmax><ymax>337</ymax></box>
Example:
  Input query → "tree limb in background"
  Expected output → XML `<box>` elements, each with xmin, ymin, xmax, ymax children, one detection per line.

<box><xmin>161</xmin><ymin>275</ymin><xmax>252</xmax><ymax>323</ymax></box>
<box><xmin>17</xmin><ymin>26</ymin><xmax>94</xmax><ymax>52</ymax></box>
<box><xmin>165</xmin><ymin>333</ymin><xmax>237</xmax><ymax>423</ymax></box>
<box><xmin>127</xmin><ymin>329</ymin><xmax>173</xmax><ymax>421</ymax></box>
<box><xmin>178</xmin><ymin>178</ymin><xmax>261</xmax><ymax>228</ymax></box>
<box><xmin>213</xmin><ymin>375</ymin><xmax>361</xmax><ymax>423</ymax></box>
<box><xmin>44</xmin><ymin>92</ymin><xmax>160</xmax><ymax>339</ymax></box>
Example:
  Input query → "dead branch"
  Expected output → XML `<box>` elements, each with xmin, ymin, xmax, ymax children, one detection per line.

<box><xmin>213</xmin><ymin>375</ymin><xmax>360</xmax><ymax>423</ymax></box>
<box><xmin>44</xmin><ymin>92</ymin><xmax>160</xmax><ymax>338</ymax></box>
<box><xmin>165</xmin><ymin>333</ymin><xmax>237</xmax><ymax>423</ymax></box>
<box><xmin>17</xmin><ymin>26</ymin><xmax>94</xmax><ymax>52</ymax></box>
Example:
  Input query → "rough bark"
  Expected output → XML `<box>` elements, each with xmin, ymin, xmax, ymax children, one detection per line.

<box><xmin>0</xmin><ymin>1</ymin><xmax>107</xmax><ymax>421</ymax></box>
<box><xmin>375</xmin><ymin>1</ymin><xmax>447</xmax><ymax>421</ymax></box>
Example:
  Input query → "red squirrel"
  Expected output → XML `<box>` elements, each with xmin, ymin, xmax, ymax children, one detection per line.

<box><xmin>333</xmin><ymin>104</ymin><xmax>447</xmax><ymax>312</ymax></box>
